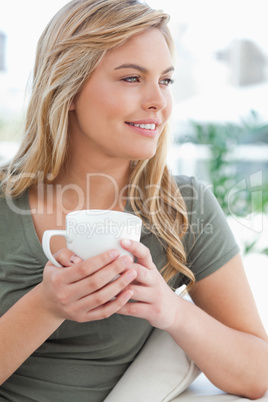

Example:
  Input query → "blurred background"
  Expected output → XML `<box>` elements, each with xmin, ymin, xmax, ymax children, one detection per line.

<box><xmin>0</xmin><ymin>0</ymin><xmax>267</xmax><ymax>329</ymax></box>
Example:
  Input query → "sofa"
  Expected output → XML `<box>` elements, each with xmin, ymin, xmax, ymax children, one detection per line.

<box><xmin>105</xmin><ymin>327</ymin><xmax>268</xmax><ymax>402</ymax></box>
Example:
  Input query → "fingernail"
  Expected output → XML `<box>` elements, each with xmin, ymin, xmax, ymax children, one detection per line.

<box><xmin>121</xmin><ymin>256</ymin><xmax>133</xmax><ymax>266</ymax></box>
<box><xmin>124</xmin><ymin>290</ymin><xmax>133</xmax><ymax>300</ymax></box>
<box><xmin>126</xmin><ymin>269</ymin><xmax>136</xmax><ymax>281</ymax></box>
<box><xmin>122</xmin><ymin>239</ymin><xmax>131</xmax><ymax>247</ymax></box>
<box><xmin>110</xmin><ymin>250</ymin><xmax>120</xmax><ymax>259</ymax></box>
<box><xmin>70</xmin><ymin>255</ymin><xmax>82</xmax><ymax>264</ymax></box>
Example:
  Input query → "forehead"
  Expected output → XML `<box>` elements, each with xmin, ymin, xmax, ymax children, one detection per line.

<box><xmin>98</xmin><ymin>28</ymin><xmax>173</xmax><ymax>72</ymax></box>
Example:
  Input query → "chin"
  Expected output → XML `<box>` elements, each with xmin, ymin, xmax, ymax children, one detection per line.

<box><xmin>128</xmin><ymin>146</ymin><xmax>157</xmax><ymax>161</ymax></box>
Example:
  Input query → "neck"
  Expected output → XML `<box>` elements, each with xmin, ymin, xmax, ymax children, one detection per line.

<box><xmin>52</xmin><ymin>152</ymin><xmax>132</xmax><ymax>212</ymax></box>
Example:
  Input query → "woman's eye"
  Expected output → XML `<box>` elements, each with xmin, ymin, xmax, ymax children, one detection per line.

<box><xmin>160</xmin><ymin>78</ymin><xmax>175</xmax><ymax>86</ymax></box>
<box><xmin>122</xmin><ymin>76</ymin><xmax>140</xmax><ymax>83</ymax></box>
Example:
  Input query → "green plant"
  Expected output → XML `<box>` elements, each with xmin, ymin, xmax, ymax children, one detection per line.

<box><xmin>177</xmin><ymin>111</ymin><xmax>268</xmax><ymax>255</ymax></box>
<box><xmin>191</xmin><ymin>121</ymin><xmax>242</xmax><ymax>215</ymax></box>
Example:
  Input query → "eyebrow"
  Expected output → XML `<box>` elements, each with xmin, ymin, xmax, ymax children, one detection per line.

<box><xmin>114</xmin><ymin>64</ymin><xmax>175</xmax><ymax>74</ymax></box>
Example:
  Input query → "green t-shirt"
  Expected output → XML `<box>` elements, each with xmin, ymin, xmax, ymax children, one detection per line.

<box><xmin>0</xmin><ymin>175</ymin><xmax>239</xmax><ymax>401</ymax></box>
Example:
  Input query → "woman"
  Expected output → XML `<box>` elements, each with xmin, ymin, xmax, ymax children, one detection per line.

<box><xmin>0</xmin><ymin>0</ymin><xmax>267</xmax><ymax>401</ymax></box>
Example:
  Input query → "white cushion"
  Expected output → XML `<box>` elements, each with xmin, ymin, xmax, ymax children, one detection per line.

<box><xmin>104</xmin><ymin>328</ymin><xmax>200</xmax><ymax>402</ymax></box>
<box><xmin>175</xmin><ymin>373</ymin><xmax>268</xmax><ymax>401</ymax></box>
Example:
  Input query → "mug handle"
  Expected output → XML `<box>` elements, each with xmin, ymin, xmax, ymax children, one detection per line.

<box><xmin>42</xmin><ymin>230</ymin><xmax>68</xmax><ymax>268</ymax></box>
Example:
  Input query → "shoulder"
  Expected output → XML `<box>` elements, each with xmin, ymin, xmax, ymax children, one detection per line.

<box><xmin>0</xmin><ymin>183</ymin><xmax>28</xmax><ymax>221</ymax></box>
<box><xmin>174</xmin><ymin>176</ymin><xmax>240</xmax><ymax>282</ymax></box>
<box><xmin>173</xmin><ymin>175</ymin><xmax>215</xmax><ymax>216</ymax></box>
<box><xmin>173</xmin><ymin>174</ymin><xmax>208</xmax><ymax>196</ymax></box>
<box><xmin>173</xmin><ymin>174</ymin><xmax>195</xmax><ymax>190</ymax></box>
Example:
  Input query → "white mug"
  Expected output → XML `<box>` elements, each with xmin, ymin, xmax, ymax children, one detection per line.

<box><xmin>42</xmin><ymin>210</ymin><xmax>142</xmax><ymax>267</ymax></box>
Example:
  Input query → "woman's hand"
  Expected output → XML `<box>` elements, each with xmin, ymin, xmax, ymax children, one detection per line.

<box><xmin>39</xmin><ymin>248</ymin><xmax>137</xmax><ymax>322</ymax></box>
<box><xmin>117</xmin><ymin>240</ymin><xmax>180</xmax><ymax>330</ymax></box>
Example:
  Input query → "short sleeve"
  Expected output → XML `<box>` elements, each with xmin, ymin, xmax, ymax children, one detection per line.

<box><xmin>176</xmin><ymin>175</ymin><xmax>240</xmax><ymax>283</ymax></box>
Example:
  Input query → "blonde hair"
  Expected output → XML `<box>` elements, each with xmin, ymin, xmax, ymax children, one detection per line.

<box><xmin>1</xmin><ymin>0</ymin><xmax>195</xmax><ymax>290</ymax></box>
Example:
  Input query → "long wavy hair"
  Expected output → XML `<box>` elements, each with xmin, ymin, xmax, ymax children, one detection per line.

<box><xmin>1</xmin><ymin>0</ymin><xmax>195</xmax><ymax>290</ymax></box>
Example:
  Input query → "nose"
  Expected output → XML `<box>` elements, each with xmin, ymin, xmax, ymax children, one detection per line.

<box><xmin>142</xmin><ymin>83</ymin><xmax>167</xmax><ymax>112</ymax></box>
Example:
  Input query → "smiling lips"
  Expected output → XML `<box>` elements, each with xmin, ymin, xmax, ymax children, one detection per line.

<box><xmin>125</xmin><ymin>120</ymin><xmax>160</xmax><ymax>137</ymax></box>
<box><xmin>128</xmin><ymin>122</ymin><xmax>156</xmax><ymax>130</ymax></box>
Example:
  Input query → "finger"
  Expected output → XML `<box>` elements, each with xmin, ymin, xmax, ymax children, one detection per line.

<box><xmin>125</xmin><ymin>284</ymin><xmax>154</xmax><ymax>303</ymax></box>
<box><xmin>49</xmin><ymin>248</ymin><xmax>83</xmax><ymax>268</ymax></box>
<box><xmin>125</xmin><ymin>263</ymin><xmax>155</xmax><ymax>287</ymax></box>
<box><xmin>73</xmin><ymin>268</ymin><xmax>137</xmax><ymax>310</ymax></box>
<box><xmin>68</xmin><ymin>255</ymin><xmax>136</xmax><ymax>298</ymax></box>
<box><xmin>120</xmin><ymin>240</ymin><xmax>154</xmax><ymax>269</ymax></box>
<box><xmin>117</xmin><ymin>300</ymin><xmax>152</xmax><ymax>320</ymax></box>
<box><xmin>83</xmin><ymin>289</ymin><xmax>134</xmax><ymax>322</ymax></box>
<box><xmin>59</xmin><ymin>249</ymin><xmax>122</xmax><ymax>283</ymax></box>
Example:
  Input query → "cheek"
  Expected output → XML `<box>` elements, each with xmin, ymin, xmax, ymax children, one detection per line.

<box><xmin>95</xmin><ymin>91</ymin><xmax>127</xmax><ymax>121</ymax></box>
<box><xmin>164</xmin><ymin>94</ymin><xmax>173</xmax><ymax>121</ymax></box>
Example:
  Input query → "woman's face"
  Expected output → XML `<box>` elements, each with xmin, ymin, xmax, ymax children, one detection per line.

<box><xmin>69</xmin><ymin>28</ymin><xmax>174</xmax><ymax>163</ymax></box>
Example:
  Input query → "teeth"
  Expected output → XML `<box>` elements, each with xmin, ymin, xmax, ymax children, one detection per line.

<box><xmin>129</xmin><ymin>123</ymin><xmax>156</xmax><ymax>130</ymax></box>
